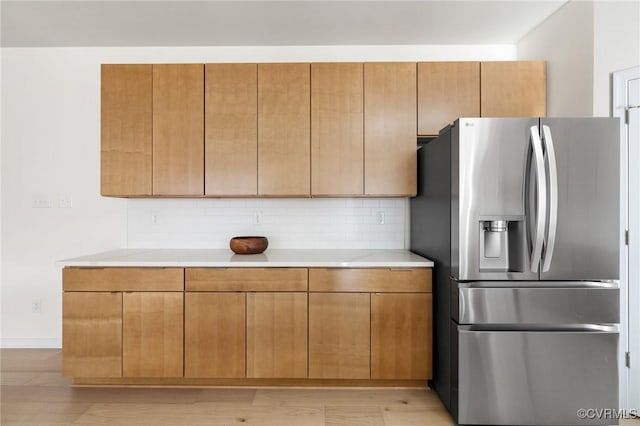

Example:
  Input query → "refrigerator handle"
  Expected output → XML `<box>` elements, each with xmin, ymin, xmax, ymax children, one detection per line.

<box><xmin>529</xmin><ymin>126</ymin><xmax>547</xmax><ymax>273</ymax></box>
<box><xmin>459</xmin><ymin>324</ymin><xmax>619</xmax><ymax>333</ymax></box>
<box><xmin>541</xmin><ymin>125</ymin><xmax>558</xmax><ymax>272</ymax></box>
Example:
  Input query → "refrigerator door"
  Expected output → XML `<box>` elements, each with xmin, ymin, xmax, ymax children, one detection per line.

<box><xmin>455</xmin><ymin>118</ymin><xmax>539</xmax><ymax>281</ymax></box>
<box><xmin>457</xmin><ymin>326</ymin><xmax>619</xmax><ymax>426</ymax></box>
<box><xmin>539</xmin><ymin>118</ymin><xmax>620</xmax><ymax>280</ymax></box>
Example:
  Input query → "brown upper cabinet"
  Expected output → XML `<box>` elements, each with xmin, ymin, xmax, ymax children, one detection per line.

<box><xmin>258</xmin><ymin>63</ymin><xmax>311</xmax><ymax>196</ymax></box>
<box><xmin>481</xmin><ymin>61</ymin><xmax>547</xmax><ymax>117</ymax></box>
<box><xmin>311</xmin><ymin>63</ymin><xmax>364</xmax><ymax>196</ymax></box>
<box><xmin>205</xmin><ymin>64</ymin><xmax>258</xmax><ymax>196</ymax></box>
<box><xmin>153</xmin><ymin>64</ymin><xmax>204</xmax><ymax>196</ymax></box>
<box><xmin>417</xmin><ymin>62</ymin><xmax>480</xmax><ymax>136</ymax></box>
<box><xmin>101</xmin><ymin>64</ymin><xmax>206</xmax><ymax>197</ymax></box>
<box><xmin>101</xmin><ymin>64</ymin><xmax>153</xmax><ymax>196</ymax></box>
<box><xmin>364</xmin><ymin>63</ymin><xmax>417</xmax><ymax>196</ymax></box>
<box><xmin>101</xmin><ymin>61</ymin><xmax>545</xmax><ymax>198</ymax></box>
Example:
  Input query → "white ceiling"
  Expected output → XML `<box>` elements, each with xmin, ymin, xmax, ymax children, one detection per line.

<box><xmin>1</xmin><ymin>1</ymin><xmax>569</xmax><ymax>47</ymax></box>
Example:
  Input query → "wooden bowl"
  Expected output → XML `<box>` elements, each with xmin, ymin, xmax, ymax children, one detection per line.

<box><xmin>229</xmin><ymin>236</ymin><xmax>269</xmax><ymax>254</ymax></box>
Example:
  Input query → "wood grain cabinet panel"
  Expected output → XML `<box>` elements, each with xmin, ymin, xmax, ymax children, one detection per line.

<box><xmin>205</xmin><ymin>64</ymin><xmax>258</xmax><ymax>196</ymax></box>
<box><xmin>309</xmin><ymin>268</ymin><xmax>432</xmax><ymax>293</ymax></box>
<box><xmin>311</xmin><ymin>63</ymin><xmax>364</xmax><ymax>196</ymax></box>
<box><xmin>418</xmin><ymin>62</ymin><xmax>480</xmax><ymax>136</ymax></box>
<box><xmin>63</xmin><ymin>267</ymin><xmax>184</xmax><ymax>292</ymax></box>
<box><xmin>62</xmin><ymin>292</ymin><xmax>122</xmax><ymax>377</ymax></box>
<box><xmin>123</xmin><ymin>292</ymin><xmax>184</xmax><ymax>377</ymax></box>
<box><xmin>153</xmin><ymin>64</ymin><xmax>204</xmax><ymax>196</ymax></box>
<box><xmin>186</xmin><ymin>268</ymin><xmax>307</xmax><ymax>292</ymax></box>
<box><xmin>308</xmin><ymin>293</ymin><xmax>370</xmax><ymax>379</ymax></box>
<box><xmin>185</xmin><ymin>292</ymin><xmax>246</xmax><ymax>378</ymax></box>
<box><xmin>247</xmin><ymin>292</ymin><xmax>308</xmax><ymax>378</ymax></box>
<box><xmin>481</xmin><ymin>61</ymin><xmax>547</xmax><ymax>117</ymax></box>
<box><xmin>364</xmin><ymin>62</ymin><xmax>417</xmax><ymax>196</ymax></box>
<box><xmin>258</xmin><ymin>63</ymin><xmax>311</xmax><ymax>196</ymax></box>
<box><xmin>101</xmin><ymin>64</ymin><xmax>152</xmax><ymax>196</ymax></box>
<box><xmin>371</xmin><ymin>293</ymin><xmax>432</xmax><ymax>380</ymax></box>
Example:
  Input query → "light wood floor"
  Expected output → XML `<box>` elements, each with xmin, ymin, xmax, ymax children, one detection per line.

<box><xmin>1</xmin><ymin>349</ymin><xmax>452</xmax><ymax>426</ymax></box>
<box><xmin>2</xmin><ymin>349</ymin><xmax>639</xmax><ymax>426</ymax></box>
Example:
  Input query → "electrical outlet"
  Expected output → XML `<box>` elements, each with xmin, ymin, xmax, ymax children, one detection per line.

<box><xmin>252</xmin><ymin>211</ymin><xmax>263</xmax><ymax>225</ymax></box>
<box><xmin>150</xmin><ymin>211</ymin><xmax>159</xmax><ymax>224</ymax></box>
<box><xmin>32</xmin><ymin>194</ymin><xmax>51</xmax><ymax>208</ymax></box>
<box><xmin>58</xmin><ymin>193</ymin><xmax>73</xmax><ymax>208</ymax></box>
<box><xmin>376</xmin><ymin>211</ymin><xmax>386</xmax><ymax>225</ymax></box>
<box><xmin>32</xmin><ymin>299</ymin><xmax>42</xmax><ymax>313</ymax></box>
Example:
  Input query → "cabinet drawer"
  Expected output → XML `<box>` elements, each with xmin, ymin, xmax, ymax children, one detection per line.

<box><xmin>186</xmin><ymin>268</ymin><xmax>308</xmax><ymax>291</ymax></box>
<box><xmin>309</xmin><ymin>268</ymin><xmax>431</xmax><ymax>292</ymax></box>
<box><xmin>63</xmin><ymin>267</ymin><xmax>184</xmax><ymax>291</ymax></box>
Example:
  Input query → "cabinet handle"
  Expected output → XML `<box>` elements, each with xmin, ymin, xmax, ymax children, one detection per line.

<box><xmin>389</xmin><ymin>268</ymin><xmax>413</xmax><ymax>272</ymax></box>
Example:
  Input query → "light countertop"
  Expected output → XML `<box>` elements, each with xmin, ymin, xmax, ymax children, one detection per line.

<box><xmin>57</xmin><ymin>249</ymin><xmax>433</xmax><ymax>268</ymax></box>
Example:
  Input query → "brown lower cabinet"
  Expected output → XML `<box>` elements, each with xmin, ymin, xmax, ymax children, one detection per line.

<box><xmin>62</xmin><ymin>292</ymin><xmax>123</xmax><ymax>378</ymax></box>
<box><xmin>308</xmin><ymin>292</ymin><xmax>371</xmax><ymax>379</ymax></box>
<box><xmin>62</xmin><ymin>290</ymin><xmax>184</xmax><ymax>378</ymax></box>
<box><xmin>62</xmin><ymin>266</ymin><xmax>432</xmax><ymax>383</ymax></box>
<box><xmin>185</xmin><ymin>292</ymin><xmax>246</xmax><ymax>378</ymax></box>
<box><xmin>247</xmin><ymin>292</ymin><xmax>308</xmax><ymax>378</ymax></box>
<box><xmin>371</xmin><ymin>293</ymin><xmax>432</xmax><ymax>380</ymax></box>
<box><xmin>308</xmin><ymin>291</ymin><xmax>432</xmax><ymax>380</ymax></box>
<box><xmin>122</xmin><ymin>292</ymin><xmax>184</xmax><ymax>377</ymax></box>
<box><xmin>62</xmin><ymin>267</ymin><xmax>185</xmax><ymax>379</ymax></box>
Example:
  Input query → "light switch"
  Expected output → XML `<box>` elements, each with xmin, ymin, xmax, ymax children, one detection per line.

<box><xmin>58</xmin><ymin>194</ymin><xmax>73</xmax><ymax>208</ymax></box>
<box><xmin>32</xmin><ymin>194</ymin><xmax>51</xmax><ymax>208</ymax></box>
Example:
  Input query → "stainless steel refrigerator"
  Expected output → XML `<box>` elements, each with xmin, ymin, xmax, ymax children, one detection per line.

<box><xmin>411</xmin><ymin>117</ymin><xmax>620</xmax><ymax>426</ymax></box>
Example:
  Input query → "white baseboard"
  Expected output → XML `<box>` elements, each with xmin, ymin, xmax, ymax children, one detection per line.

<box><xmin>1</xmin><ymin>338</ymin><xmax>61</xmax><ymax>348</ymax></box>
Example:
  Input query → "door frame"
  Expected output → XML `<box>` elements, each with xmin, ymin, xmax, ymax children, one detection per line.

<box><xmin>613</xmin><ymin>65</ymin><xmax>640</xmax><ymax>411</ymax></box>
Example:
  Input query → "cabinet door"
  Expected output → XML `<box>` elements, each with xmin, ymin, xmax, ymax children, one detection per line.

<box><xmin>311</xmin><ymin>63</ymin><xmax>364</xmax><ymax>196</ymax></box>
<box><xmin>418</xmin><ymin>62</ymin><xmax>480</xmax><ymax>136</ymax></box>
<box><xmin>247</xmin><ymin>292</ymin><xmax>307</xmax><ymax>378</ymax></box>
<box><xmin>481</xmin><ymin>61</ymin><xmax>546</xmax><ymax>117</ymax></box>
<box><xmin>184</xmin><ymin>292</ymin><xmax>246</xmax><ymax>378</ymax></box>
<box><xmin>101</xmin><ymin>64</ymin><xmax>152</xmax><ymax>196</ymax></box>
<box><xmin>364</xmin><ymin>63</ymin><xmax>417</xmax><ymax>196</ymax></box>
<box><xmin>62</xmin><ymin>292</ymin><xmax>122</xmax><ymax>377</ymax></box>
<box><xmin>205</xmin><ymin>64</ymin><xmax>258</xmax><ymax>196</ymax></box>
<box><xmin>258</xmin><ymin>63</ymin><xmax>310</xmax><ymax>196</ymax></box>
<box><xmin>123</xmin><ymin>292</ymin><xmax>184</xmax><ymax>377</ymax></box>
<box><xmin>371</xmin><ymin>293</ymin><xmax>432</xmax><ymax>380</ymax></box>
<box><xmin>153</xmin><ymin>64</ymin><xmax>204</xmax><ymax>195</ymax></box>
<box><xmin>308</xmin><ymin>293</ymin><xmax>370</xmax><ymax>379</ymax></box>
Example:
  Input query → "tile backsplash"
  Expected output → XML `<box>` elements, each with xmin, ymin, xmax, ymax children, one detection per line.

<box><xmin>127</xmin><ymin>198</ymin><xmax>408</xmax><ymax>249</ymax></box>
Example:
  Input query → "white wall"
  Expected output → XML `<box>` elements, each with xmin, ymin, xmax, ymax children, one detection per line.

<box><xmin>518</xmin><ymin>0</ymin><xmax>640</xmax><ymax>117</ymax></box>
<box><xmin>592</xmin><ymin>0</ymin><xmax>640</xmax><ymax>116</ymax></box>
<box><xmin>1</xmin><ymin>44</ymin><xmax>516</xmax><ymax>347</ymax></box>
<box><xmin>517</xmin><ymin>1</ymin><xmax>594</xmax><ymax>116</ymax></box>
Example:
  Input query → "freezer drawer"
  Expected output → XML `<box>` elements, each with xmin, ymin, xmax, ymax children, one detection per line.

<box><xmin>455</xmin><ymin>284</ymin><xmax>619</xmax><ymax>325</ymax></box>
<box><xmin>457</xmin><ymin>326</ymin><xmax>619</xmax><ymax>426</ymax></box>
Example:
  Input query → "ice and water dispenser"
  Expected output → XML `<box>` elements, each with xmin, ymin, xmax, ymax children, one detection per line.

<box><xmin>478</xmin><ymin>218</ymin><xmax>525</xmax><ymax>272</ymax></box>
